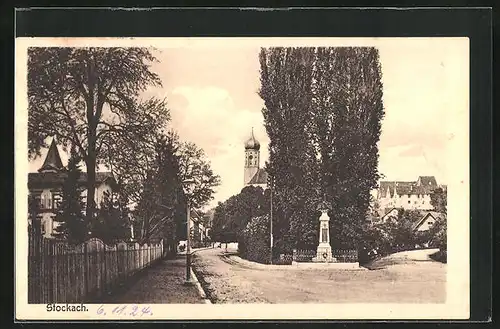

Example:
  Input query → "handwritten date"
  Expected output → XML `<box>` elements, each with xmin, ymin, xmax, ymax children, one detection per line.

<box><xmin>96</xmin><ymin>304</ymin><xmax>153</xmax><ymax>317</ymax></box>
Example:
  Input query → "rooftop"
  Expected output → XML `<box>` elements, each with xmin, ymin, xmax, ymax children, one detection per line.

<box><xmin>378</xmin><ymin>176</ymin><xmax>445</xmax><ymax>197</ymax></box>
<box><xmin>247</xmin><ymin>168</ymin><xmax>268</xmax><ymax>185</ymax></box>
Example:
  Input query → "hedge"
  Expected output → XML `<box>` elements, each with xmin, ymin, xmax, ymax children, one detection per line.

<box><xmin>238</xmin><ymin>215</ymin><xmax>271</xmax><ymax>264</ymax></box>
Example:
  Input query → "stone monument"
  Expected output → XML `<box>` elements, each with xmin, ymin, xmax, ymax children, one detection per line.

<box><xmin>312</xmin><ymin>200</ymin><xmax>336</xmax><ymax>263</ymax></box>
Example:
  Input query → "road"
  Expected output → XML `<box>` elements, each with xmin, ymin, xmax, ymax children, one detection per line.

<box><xmin>192</xmin><ymin>248</ymin><xmax>446</xmax><ymax>304</ymax></box>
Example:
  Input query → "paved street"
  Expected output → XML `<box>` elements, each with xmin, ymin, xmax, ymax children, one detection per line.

<box><xmin>192</xmin><ymin>248</ymin><xmax>446</xmax><ymax>304</ymax></box>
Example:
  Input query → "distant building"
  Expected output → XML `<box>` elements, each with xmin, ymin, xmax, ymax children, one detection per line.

<box><xmin>380</xmin><ymin>207</ymin><xmax>401</xmax><ymax>222</ymax></box>
<box><xmin>412</xmin><ymin>211</ymin><xmax>444</xmax><ymax>232</ymax></box>
<box><xmin>28</xmin><ymin>138</ymin><xmax>118</xmax><ymax>238</ymax></box>
<box><xmin>243</xmin><ymin>128</ymin><xmax>268</xmax><ymax>189</ymax></box>
<box><xmin>376</xmin><ymin>176</ymin><xmax>447</xmax><ymax>213</ymax></box>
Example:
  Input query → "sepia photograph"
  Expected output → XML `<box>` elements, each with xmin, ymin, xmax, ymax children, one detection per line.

<box><xmin>15</xmin><ymin>37</ymin><xmax>470</xmax><ymax>320</ymax></box>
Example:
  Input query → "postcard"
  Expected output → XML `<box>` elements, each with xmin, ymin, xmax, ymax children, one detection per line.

<box><xmin>15</xmin><ymin>36</ymin><xmax>469</xmax><ymax>320</ymax></box>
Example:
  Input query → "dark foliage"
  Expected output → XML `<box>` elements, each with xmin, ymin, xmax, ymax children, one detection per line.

<box><xmin>53</xmin><ymin>146</ymin><xmax>88</xmax><ymax>244</ymax></box>
<box><xmin>92</xmin><ymin>190</ymin><xmax>130</xmax><ymax>244</ymax></box>
<box><xmin>258</xmin><ymin>47</ymin><xmax>384</xmax><ymax>250</ymax></box>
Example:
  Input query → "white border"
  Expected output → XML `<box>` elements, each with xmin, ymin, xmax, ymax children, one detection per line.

<box><xmin>15</xmin><ymin>37</ymin><xmax>470</xmax><ymax>320</ymax></box>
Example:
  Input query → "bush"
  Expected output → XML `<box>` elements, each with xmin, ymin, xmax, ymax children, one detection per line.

<box><xmin>429</xmin><ymin>249</ymin><xmax>447</xmax><ymax>263</ymax></box>
<box><xmin>238</xmin><ymin>215</ymin><xmax>271</xmax><ymax>264</ymax></box>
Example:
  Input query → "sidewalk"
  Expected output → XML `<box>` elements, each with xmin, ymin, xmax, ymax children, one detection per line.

<box><xmin>108</xmin><ymin>254</ymin><xmax>205</xmax><ymax>304</ymax></box>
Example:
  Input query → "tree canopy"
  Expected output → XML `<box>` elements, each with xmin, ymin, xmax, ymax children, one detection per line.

<box><xmin>132</xmin><ymin>134</ymin><xmax>221</xmax><ymax>244</ymax></box>
<box><xmin>28</xmin><ymin>47</ymin><xmax>167</xmax><ymax>221</ymax></box>
<box><xmin>211</xmin><ymin>186</ymin><xmax>269</xmax><ymax>243</ymax></box>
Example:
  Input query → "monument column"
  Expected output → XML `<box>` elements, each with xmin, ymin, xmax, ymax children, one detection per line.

<box><xmin>312</xmin><ymin>201</ymin><xmax>336</xmax><ymax>263</ymax></box>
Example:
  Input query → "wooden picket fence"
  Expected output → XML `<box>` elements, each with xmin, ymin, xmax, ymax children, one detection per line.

<box><xmin>28</xmin><ymin>233</ymin><xmax>164</xmax><ymax>304</ymax></box>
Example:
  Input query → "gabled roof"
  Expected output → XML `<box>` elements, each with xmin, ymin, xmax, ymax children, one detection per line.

<box><xmin>39</xmin><ymin>139</ymin><xmax>64</xmax><ymax>173</ymax></box>
<box><xmin>381</xmin><ymin>207</ymin><xmax>402</xmax><ymax>220</ymax></box>
<box><xmin>378</xmin><ymin>177</ymin><xmax>440</xmax><ymax>197</ymax></box>
<box><xmin>417</xmin><ymin>176</ymin><xmax>437</xmax><ymax>187</ymax></box>
<box><xmin>248</xmin><ymin>168</ymin><xmax>268</xmax><ymax>185</ymax></box>
<box><xmin>412</xmin><ymin>211</ymin><xmax>444</xmax><ymax>231</ymax></box>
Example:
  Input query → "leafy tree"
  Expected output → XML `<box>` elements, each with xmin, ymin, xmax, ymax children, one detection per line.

<box><xmin>92</xmin><ymin>191</ymin><xmax>130</xmax><ymax>244</ymax></box>
<box><xmin>366</xmin><ymin>209</ymin><xmax>424</xmax><ymax>254</ymax></box>
<box><xmin>211</xmin><ymin>186</ymin><xmax>269</xmax><ymax>244</ymax></box>
<box><xmin>428</xmin><ymin>215</ymin><xmax>447</xmax><ymax>250</ymax></box>
<box><xmin>132</xmin><ymin>133</ymin><xmax>220</xmax><ymax>249</ymax></box>
<box><xmin>177</xmin><ymin>142</ymin><xmax>222</xmax><ymax>210</ymax></box>
<box><xmin>134</xmin><ymin>134</ymin><xmax>183</xmax><ymax>244</ymax></box>
<box><xmin>430</xmin><ymin>187</ymin><xmax>447</xmax><ymax>214</ymax></box>
<box><xmin>53</xmin><ymin>146</ymin><xmax>88</xmax><ymax>244</ymax></box>
<box><xmin>28</xmin><ymin>47</ymin><xmax>166</xmax><ymax>222</ymax></box>
<box><xmin>258</xmin><ymin>47</ymin><xmax>320</xmax><ymax>253</ymax></box>
<box><xmin>429</xmin><ymin>187</ymin><xmax>447</xmax><ymax>251</ymax></box>
<box><xmin>105</xmin><ymin>122</ymin><xmax>174</xmax><ymax>209</ymax></box>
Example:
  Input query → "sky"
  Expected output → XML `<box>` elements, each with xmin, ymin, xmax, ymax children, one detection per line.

<box><xmin>28</xmin><ymin>38</ymin><xmax>469</xmax><ymax>209</ymax></box>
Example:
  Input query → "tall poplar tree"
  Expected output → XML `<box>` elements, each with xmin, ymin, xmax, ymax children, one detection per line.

<box><xmin>259</xmin><ymin>47</ymin><xmax>320</xmax><ymax>252</ymax></box>
<box><xmin>258</xmin><ymin>46</ymin><xmax>384</xmax><ymax>251</ymax></box>
<box><xmin>312</xmin><ymin>47</ymin><xmax>384</xmax><ymax>248</ymax></box>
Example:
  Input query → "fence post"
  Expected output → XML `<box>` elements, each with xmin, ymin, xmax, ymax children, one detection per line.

<box><xmin>83</xmin><ymin>242</ymin><xmax>88</xmax><ymax>300</ymax></box>
<box><xmin>104</xmin><ymin>244</ymin><xmax>107</xmax><ymax>295</ymax></box>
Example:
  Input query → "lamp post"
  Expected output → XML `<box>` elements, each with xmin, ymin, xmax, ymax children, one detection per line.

<box><xmin>183</xmin><ymin>178</ymin><xmax>195</xmax><ymax>285</ymax></box>
<box><xmin>268</xmin><ymin>174</ymin><xmax>274</xmax><ymax>265</ymax></box>
<box><xmin>185</xmin><ymin>201</ymin><xmax>192</xmax><ymax>284</ymax></box>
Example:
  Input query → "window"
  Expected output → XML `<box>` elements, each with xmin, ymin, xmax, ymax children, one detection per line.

<box><xmin>52</xmin><ymin>194</ymin><xmax>61</xmax><ymax>209</ymax></box>
<box><xmin>414</xmin><ymin>201</ymin><xmax>417</xmax><ymax>204</ymax></box>
<box><xmin>40</xmin><ymin>190</ymin><xmax>52</xmax><ymax>210</ymax></box>
<box><xmin>408</xmin><ymin>200</ymin><xmax>411</xmax><ymax>204</ymax></box>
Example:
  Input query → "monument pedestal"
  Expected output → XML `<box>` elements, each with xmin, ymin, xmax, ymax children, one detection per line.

<box><xmin>312</xmin><ymin>243</ymin><xmax>336</xmax><ymax>263</ymax></box>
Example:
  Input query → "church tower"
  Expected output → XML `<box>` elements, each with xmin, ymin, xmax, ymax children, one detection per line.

<box><xmin>244</xmin><ymin>127</ymin><xmax>260</xmax><ymax>185</ymax></box>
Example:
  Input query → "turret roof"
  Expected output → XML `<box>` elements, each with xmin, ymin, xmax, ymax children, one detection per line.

<box><xmin>244</xmin><ymin>127</ymin><xmax>260</xmax><ymax>150</ymax></box>
<box><xmin>38</xmin><ymin>139</ymin><xmax>64</xmax><ymax>173</ymax></box>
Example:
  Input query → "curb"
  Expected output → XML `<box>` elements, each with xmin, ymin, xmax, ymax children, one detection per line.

<box><xmin>228</xmin><ymin>254</ymin><xmax>367</xmax><ymax>271</ymax></box>
<box><xmin>189</xmin><ymin>268</ymin><xmax>212</xmax><ymax>304</ymax></box>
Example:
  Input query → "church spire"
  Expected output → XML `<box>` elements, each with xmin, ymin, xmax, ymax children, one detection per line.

<box><xmin>38</xmin><ymin>138</ymin><xmax>64</xmax><ymax>173</ymax></box>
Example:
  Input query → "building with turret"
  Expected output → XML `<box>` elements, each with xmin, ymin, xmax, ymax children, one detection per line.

<box><xmin>243</xmin><ymin>128</ymin><xmax>268</xmax><ymax>188</ymax></box>
<box><xmin>28</xmin><ymin>138</ymin><xmax>118</xmax><ymax>238</ymax></box>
